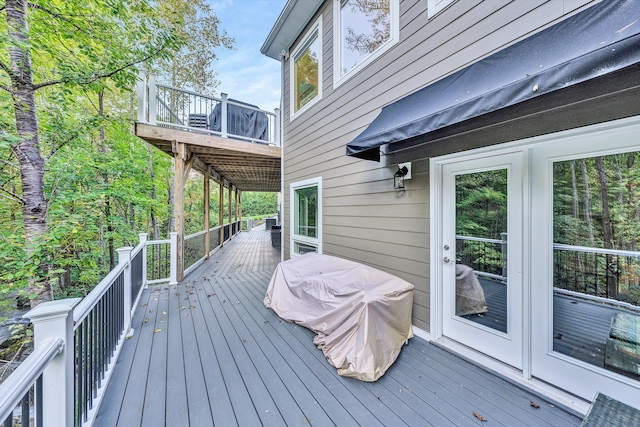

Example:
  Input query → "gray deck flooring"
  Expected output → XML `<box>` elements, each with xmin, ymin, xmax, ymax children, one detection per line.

<box><xmin>463</xmin><ymin>278</ymin><xmax>636</xmax><ymax>370</ymax></box>
<box><xmin>96</xmin><ymin>228</ymin><xmax>582</xmax><ymax>426</ymax></box>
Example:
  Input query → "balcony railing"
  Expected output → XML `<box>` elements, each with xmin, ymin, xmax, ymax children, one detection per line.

<box><xmin>136</xmin><ymin>72</ymin><xmax>281</xmax><ymax>147</ymax></box>
<box><xmin>0</xmin><ymin>223</ymin><xmax>241</xmax><ymax>427</ymax></box>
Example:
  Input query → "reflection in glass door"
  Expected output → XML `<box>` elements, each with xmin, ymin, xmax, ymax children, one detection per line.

<box><xmin>553</xmin><ymin>153</ymin><xmax>640</xmax><ymax>380</ymax></box>
<box><xmin>441</xmin><ymin>152</ymin><xmax>522</xmax><ymax>369</ymax></box>
<box><xmin>455</xmin><ymin>170</ymin><xmax>508</xmax><ymax>333</ymax></box>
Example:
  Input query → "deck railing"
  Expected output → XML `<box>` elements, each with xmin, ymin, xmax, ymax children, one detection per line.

<box><xmin>456</xmin><ymin>234</ymin><xmax>508</xmax><ymax>282</ymax></box>
<box><xmin>0</xmin><ymin>225</ymin><xmax>242</xmax><ymax>427</ymax></box>
<box><xmin>184</xmin><ymin>222</ymin><xmax>240</xmax><ymax>275</ymax></box>
<box><xmin>457</xmin><ymin>234</ymin><xmax>640</xmax><ymax>307</ymax></box>
<box><xmin>136</xmin><ymin>72</ymin><xmax>281</xmax><ymax>147</ymax></box>
<box><xmin>554</xmin><ymin>244</ymin><xmax>640</xmax><ymax>306</ymax></box>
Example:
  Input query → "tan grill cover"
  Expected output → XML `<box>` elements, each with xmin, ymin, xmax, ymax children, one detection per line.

<box><xmin>264</xmin><ymin>253</ymin><xmax>414</xmax><ymax>382</ymax></box>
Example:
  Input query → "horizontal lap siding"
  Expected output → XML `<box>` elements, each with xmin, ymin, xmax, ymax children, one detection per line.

<box><xmin>282</xmin><ymin>0</ymin><xmax>596</xmax><ymax>330</ymax></box>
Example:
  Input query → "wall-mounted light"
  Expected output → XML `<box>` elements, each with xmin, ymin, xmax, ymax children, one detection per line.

<box><xmin>394</xmin><ymin>165</ymin><xmax>408</xmax><ymax>189</ymax></box>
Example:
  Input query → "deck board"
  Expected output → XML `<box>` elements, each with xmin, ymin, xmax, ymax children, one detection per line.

<box><xmin>96</xmin><ymin>227</ymin><xmax>582</xmax><ymax>426</ymax></box>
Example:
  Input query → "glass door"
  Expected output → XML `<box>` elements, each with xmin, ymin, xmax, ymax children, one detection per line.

<box><xmin>441</xmin><ymin>152</ymin><xmax>523</xmax><ymax>368</ymax></box>
<box><xmin>530</xmin><ymin>124</ymin><xmax>640</xmax><ymax>408</ymax></box>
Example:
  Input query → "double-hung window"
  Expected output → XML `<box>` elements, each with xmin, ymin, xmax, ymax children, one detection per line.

<box><xmin>333</xmin><ymin>0</ymin><xmax>399</xmax><ymax>87</ymax></box>
<box><xmin>290</xmin><ymin>177</ymin><xmax>322</xmax><ymax>256</ymax></box>
<box><xmin>290</xmin><ymin>17</ymin><xmax>322</xmax><ymax>120</ymax></box>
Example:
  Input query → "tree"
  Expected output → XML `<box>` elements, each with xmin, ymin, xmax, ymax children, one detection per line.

<box><xmin>344</xmin><ymin>0</ymin><xmax>391</xmax><ymax>55</ymax></box>
<box><xmin>0</xmin><ymin>0</ymin><xmax>180</xmax><ymax>306</ymax></box>
<box><xmin>155</xmin><ymin>0</ymin><xmax>234</xmax><ymax>95</ymax></box>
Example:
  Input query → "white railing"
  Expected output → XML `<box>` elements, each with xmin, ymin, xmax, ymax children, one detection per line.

<box><xmin>136</xmin><ymin>72</ymin><xmax>281</xmax><ymax>147</ymax></box>
<box><xmin>0</xmin><ymin>223</ymin><xmax>244</xmax><ymax>427</ymax></box>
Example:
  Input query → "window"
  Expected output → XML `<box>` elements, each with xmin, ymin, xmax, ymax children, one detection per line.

<box><xmin>290</xmin><ymin>17</ymin><xmax>322</xmax><ymax>119</ymax></box>
<box><xmin>290</xmin><ymin>177</ymin><xmax>322</xmax><ymax>256</ymax></box>
<box><xmin>333</xmin><ymin>0</ymin><xmax>399</xmax><ymax>87</ymax></box>
<box><xmin>428</xmin><ymin>0</ymin><xmax>454</xmax><ymax>18</ymax></box>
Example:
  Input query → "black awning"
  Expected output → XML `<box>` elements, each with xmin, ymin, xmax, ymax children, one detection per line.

<box><xmin>346</xmin><ymin>0</ymin><xmax>640</xmax><ymax>161</ymax></box>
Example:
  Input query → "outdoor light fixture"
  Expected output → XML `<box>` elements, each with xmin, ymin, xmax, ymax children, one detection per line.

<box><xmin>394</xmin><ymin>165</ymin><xmax>409</xmax><ymax>189</ymax></box>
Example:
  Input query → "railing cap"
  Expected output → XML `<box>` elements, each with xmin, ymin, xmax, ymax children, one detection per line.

<box><xmin>24</xmin><ymin>298</ymin><xmax>81</xmax><ymax>322</ymax></box>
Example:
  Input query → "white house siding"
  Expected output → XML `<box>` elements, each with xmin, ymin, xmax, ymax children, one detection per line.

<box><xmin>281</xmin><ymin>0</ymin><xmax>596</xmax><ymax>331</ymax></box>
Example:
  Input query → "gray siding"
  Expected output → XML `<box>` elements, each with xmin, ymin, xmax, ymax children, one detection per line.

<box><xmin>281</xmin><ymin>0</ymin><xmax>596</xmax><ymax>331</ymax></box>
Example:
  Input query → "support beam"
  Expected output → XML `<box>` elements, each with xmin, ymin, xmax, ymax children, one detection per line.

<box><xmin>219</xmin><ymin>177</ymin><xmax>224</xmax><ymax>246</ymax></box>
<box><xmin>228</xmin><ymin>184</ymin><xmax>233</xmax><ymax>236</ymax></box>
<box><xmin>204</xmin><ymin>168</ymin><xmax>210</xmax><ymax>259</ymax></box>
<box><xmin>173</xmin><ymin>141</ymin><xmax>186</xmax><ymax>282</ymax></box>
<box><xmin>238</xmin><ymin>190</ymin><xmax>242</xmax><ymax>229</ymax></box>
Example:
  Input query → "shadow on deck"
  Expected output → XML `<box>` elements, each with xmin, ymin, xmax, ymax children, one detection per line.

<box><xmin>96</xmin><ymin>229</ymin><xmax>582</xmax><ymax>426</ymax></box>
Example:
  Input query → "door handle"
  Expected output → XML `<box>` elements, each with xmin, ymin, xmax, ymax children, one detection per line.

<box><xmin>443</xmin><ymin>257</ymin><xmax>451</xmax><ymax>263</ymax></box>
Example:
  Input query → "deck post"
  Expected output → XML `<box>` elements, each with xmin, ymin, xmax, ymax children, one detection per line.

<box><xmin>169</xmin><ymin>232</ymin><xmax>178</xmax><ymax>285</ymax></box>
<box><xmin>501</xmin><ymin>232</ymin><xmax>508</xmax><ymax>280</ymax></box>
<box><xmin>275</xmin><ymin>107</ymin><xmax>281</xmax><ymax>146</ymax></box>
<box><xmin>238</xmin><ymin>190</ymin><xmax>243</xmax><ymax>230</ymax></box>
<box><xmin>117</xmin><ymin>246</ymin><xmax>134</xmax><ymax>336</ymax></box>
<box><xmin>173</xmin><ymin>141</ymin><xmax>186</xmax><ymax>282</ymax></box>
<box><xmin>228</xmin><ymin>184</ymin><xmax>233</xmax><ymax>238</ymax></box>
<box><xmin>219</xmin><ymin>178</ymin><xmax>224</xmax><ymax>246</ymax></box>
<box><xmin>148</xmin><ymin>74</ymin><xmax>157</xmax><ymax>125</ymax></box>
<box><xmin>136</xmin><ymin>71</ymin><xmax>147</xmax><ymax>123</ymax></box>
<box><xmin>204</xmin><ymin>168</ymin><xmax>210</xmax><ymax>258</ymax></box>
<box><xmin>139</xmin><ymin>233</ymin><xmax>148</xmax><ymax>288</ymax></box>
<box><xmin>221</xmin><ymin>93</ymin><xmax>228</xmax><ymax>138</ymax></box>
<box><xmin>25</xmin><ymin>298</ymin><xmax>81</xmax><ymax>427</ymax></box>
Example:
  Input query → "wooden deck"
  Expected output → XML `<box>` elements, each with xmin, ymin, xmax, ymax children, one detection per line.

<box><xmin>96</xmin><ymin>228</ymin><xmax>582</xmax><ymax>426</ymax></box>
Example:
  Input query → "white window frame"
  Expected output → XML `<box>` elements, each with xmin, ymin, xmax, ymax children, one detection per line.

<box><xmin>333</xmin><ymin>0</ymin><xmax>399</xmax><ymax>89</ymax></box>
<box><xmin>290</xmin><ymin>16</ymin><xmax>323</xmax><ymax>122</ymax></box>
<box><xmin>290</xmin><ymin>177</ymin><xmax>322</xmax><ymax>257</ymax></box>
<box><xmin>428</xmin><ymin>0</ymin><xmax>455</xmax><ymax>18</ymax></box>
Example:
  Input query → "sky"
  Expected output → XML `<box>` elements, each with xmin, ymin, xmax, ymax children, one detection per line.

<box><xmin>209</xmin><ymin>0</ymin><xmax>288</xmax><ymax>113</ymax></box>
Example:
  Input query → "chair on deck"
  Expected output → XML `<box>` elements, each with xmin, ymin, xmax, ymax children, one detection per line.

<box><xmin>188</xmin><ymin>113</ymin><xmax>208</xmax><ymax>129</ymax></box>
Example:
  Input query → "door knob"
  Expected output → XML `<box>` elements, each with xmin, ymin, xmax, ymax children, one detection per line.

<box><xmin>443</xmin><ymin>257</ymin><xmax>451</xmax><ymax>263</ymax></box>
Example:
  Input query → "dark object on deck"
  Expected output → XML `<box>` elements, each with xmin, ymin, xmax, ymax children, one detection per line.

<box><xmin>580</xmin><ymin>393</ymin><xmax>640</xmax><ymax>426</ymax></box>
<box><xmin>209</xmin><ymin>100</ymin><xmax>269</xmax><ymax>141</ymax></box>
<box><xmin>604</xmin><ymin>312</ymin><xmax>640</xmax><ymax>379</ymax></box>
<box><xmin>270</xmin><ymin>225</ymin><xmax>281</xmax><ymax>248</ymax></box>
<box><xmin>265</xmin><ymin>218</ymin><xmax>277</xmax><ymax>230</ymax></box>
<box><xmin>346</xmin><ymin>0</ymin><xmax>640</xmax><ymax>161</ymax></box>
<box><xmin>188</xmin><ymin>114</ymin><xmax>208</xmax><ymax>128</ymax></box>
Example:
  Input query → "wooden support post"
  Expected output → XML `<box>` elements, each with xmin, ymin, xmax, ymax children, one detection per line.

<box><xmin>219</xmin><ymin>177</ymin><xmax>224</xmax><ymax>246</ymax></box>
<box><xmin>204</xmin><ymin>168</ymin><xmax>210</xmax><ymax>259</ymax></box>
<box><xmin>238</xmin><ymin>190</ymin><xmax>243</xmax><ymax>230</ymax></box>
<box><xmin>228</xmin><ymin>185</ymin><xmax>233</xmax><ymax>237</ymax></box>
<box><xmin>173</xmin><ymin>141</ymin><xmax>186</xmax><ymax>282</ymax></box>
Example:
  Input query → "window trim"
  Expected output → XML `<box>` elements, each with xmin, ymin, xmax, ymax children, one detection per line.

<box><xmin>290</xmin><ymin>16</ymin><xmax>323</xmax><ymax>122</ymax></box>
<box><xmin>427</xmin><ymin>0</ymin><xmax>455</xmax><ymax>18</ymax></box>
<box><xmin>332</xmin><ymin>0</ymin><xmax>399</xmax><ymax>89</ymax></box>
<box><xmin>290</xmin><ymin>177</ymin><xmax>322</xmax><ymax>257</ymax></box>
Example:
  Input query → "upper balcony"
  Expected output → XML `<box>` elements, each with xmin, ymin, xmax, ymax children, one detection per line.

<box><xmin>135</xmin><ymin>73</ymin><xmax>281</xmax><ymax>193</ymax></box>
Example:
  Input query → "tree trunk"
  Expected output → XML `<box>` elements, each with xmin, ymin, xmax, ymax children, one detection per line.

<box><xmin>6</xmin><ymin>0</ymin><xmax>51</xmax><ymax>307</ymax></box>
<box><xmin>167</xmin><ymin>174</ymin><xmax>175</xmax><ymax>234</ymax></box>
<box><xmin>569</xmin><ymin>161</ymin><xmax>579</xmax><ymax>218</ymax></box>
<box><xmin>148</xmin><ymin>146</ymin><xmax>160</xmax><ymax>240</ymax></box>
<box><xmin>580</xmin><ymin>160</ymin><xmax>595</xmax><ymax>245</ymax></box>
<box><xmin>627</xmin><ymin>153</ymin><xmax>639</xmax><ymax>248</ymax></box>
<box><xmin>98</xmin><ymin>92</ymin><xmax>115</xmax><ymax>270</ymax></box>
<box><xmin>595</xmin><ymin>156</ymin><xmax>617</xmax><ymax>299</ymax></box>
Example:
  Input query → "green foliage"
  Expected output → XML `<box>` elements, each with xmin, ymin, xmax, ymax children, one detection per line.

<box><xmin>0</xmin><ymin>0</ymin><xmax>233</xmax><ymax>306</ymax></box>
<box><xmin>242</xmin><ymin>192</ymin><xmax>278</xmax><ymax>218</ymax></box>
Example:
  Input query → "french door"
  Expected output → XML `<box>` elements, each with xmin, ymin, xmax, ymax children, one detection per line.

<box><xmin>440</xmin><ymin>152</ymin><xmax>523</xmax><ymax>368</ymax></box>
<box><xmin>433</xmin><ymin>118</ymin><xmax>640</xmax><ymax>409</ymax></box>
